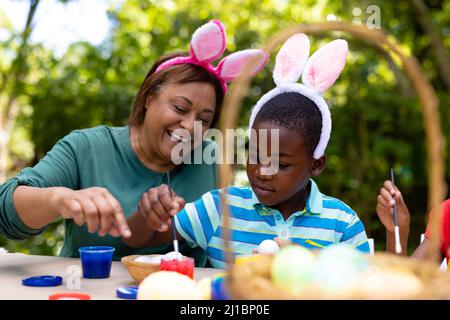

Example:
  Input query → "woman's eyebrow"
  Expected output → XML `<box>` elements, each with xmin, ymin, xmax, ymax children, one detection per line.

<box><xmin>175</xmin><ymin>96</ymin><xmax>193</xmax><ymax>105</ymax></box>
<box><xmin>175</xmin><ymin>95</ymin><xmax>215</xmax><ymax>114</ymax></box>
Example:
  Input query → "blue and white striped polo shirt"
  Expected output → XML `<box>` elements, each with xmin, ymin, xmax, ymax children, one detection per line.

<box><xmin>174</xmin><ymin>179</ymin><xmax>370</xmax><ymax>268</ymax></box>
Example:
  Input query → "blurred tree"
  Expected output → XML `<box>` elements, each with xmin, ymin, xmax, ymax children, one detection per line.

<box><xmin>0</xmin><ymin>0</ymin><xmax>40</xmax><ymax>183</ymax></box>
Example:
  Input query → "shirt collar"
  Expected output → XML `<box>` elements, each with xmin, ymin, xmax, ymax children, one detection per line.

<box><xmin>251</xmin><ymin>179</ymin><xmax>323</xmax><ymax>216</ymax></box>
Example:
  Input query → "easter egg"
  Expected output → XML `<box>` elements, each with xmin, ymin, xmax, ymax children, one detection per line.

<box><xmin>135</xmin><ymin>255</ymin><xmax>163</xmax><ymax>264</ymax></box>
<box><xmin>271</xmin><ymin>245</ymin><xmax>316</xmax><ymax>294</ymax></box>
<box><xmin>137</xmin><ymin>271</ymin><xmax>197</xmax><ymax>300</ymax></box>
<box><xmin>258</xmin><ymin>240</ymin><xmax>280</xmax><ymax>255</ymax></box>
<box><xmin>354</xmin><ymin>269</ymin><xmax>424</xmax><ymax>299</ymax></box>
<box><xmin>163</xmin><ymin>251</ymin><xmax>183</xmax><ymax>260</ymax></box>
<box><xmin>195</xmin><ymin>277</ymin><xmax>212</xmax><ymax>300</ymax></box>
<box><xmin>310</xmin><ymin>244</ymin><xmax>369</xmax><ymax>294</ymax></box>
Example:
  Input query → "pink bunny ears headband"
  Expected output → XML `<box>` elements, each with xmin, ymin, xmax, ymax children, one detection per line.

<box><xmin>155</xmin><ymin>20</ymin><xmax>269</xmax><ymax>94</ymax></box>
<box><xmin>249</xmin><ymin>33</ymin><xmax>348</xmax><ymax>159</ymax></box>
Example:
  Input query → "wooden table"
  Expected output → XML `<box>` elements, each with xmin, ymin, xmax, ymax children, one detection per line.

<box><xmin>0</xmin><ymin>253</ymin><xmax>223</xmax><ymax>300</ymax></box>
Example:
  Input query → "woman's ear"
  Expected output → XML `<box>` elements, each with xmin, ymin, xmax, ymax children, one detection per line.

<box><xmin>311</xmin><ymin>156</ymin><xmax>326</xmax><ymax>177</ymax></box>
<box><xmin>145</xmin><ymin>95</ymin><xmax>153</xmax><ymax>109</ymax></box>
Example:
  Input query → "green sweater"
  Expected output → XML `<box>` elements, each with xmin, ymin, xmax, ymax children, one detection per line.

<box><xmin>0</xmin><ymin>126</ymin><xmax>217</xmax><ymax>265</ymax></box>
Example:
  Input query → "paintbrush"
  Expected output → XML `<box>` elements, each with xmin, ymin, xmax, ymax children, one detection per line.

<box><xmin>166</xmin><ymin>171</ymin><xmax>179</xmax><ymax>259</ymax></box>
<box><xmin>391</xmin><ymin>167</ymin><xmax>402</xmax><ymax>254</ymax></box>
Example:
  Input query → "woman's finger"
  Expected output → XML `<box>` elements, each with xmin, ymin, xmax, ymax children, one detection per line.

<box><xmin>63</xmin><ymin>199</ymin><xmax>84</xmax><ymax>226</ymax></box>
<box><xmin>108</xmin><ymin>222</ymin><xmax>122</xmax><ymax>237</ymax></box>
<box><xmin>100</xmin><ymin>189</ymin><xmax>131</xmax><ymax>238</ymax></box>
<box><xmin>141</xmin><ymin>192</ymin><xmax>152</xmax><ymax>214</ymax></box>
<box><xmin>76</xmin><ymin>196</ymin><xmax>99</xmax><ymax>233</ymax></box>
<box><xmin>91</xmin><ymin>194</ymin><xmax>113</xmax><ymax>237</ymax></box>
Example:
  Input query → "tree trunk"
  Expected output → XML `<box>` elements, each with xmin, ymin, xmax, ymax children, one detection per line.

<box><xmin>409</xmin><ymin>0</ymin><xmax>450</xmax><ymax>91</ymax></box>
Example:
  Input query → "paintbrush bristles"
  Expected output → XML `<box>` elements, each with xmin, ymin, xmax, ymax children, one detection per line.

<box><xmin>167</xmin><ymin>172</ymin><xmax>180</xmax><ymax>259</ymax></box>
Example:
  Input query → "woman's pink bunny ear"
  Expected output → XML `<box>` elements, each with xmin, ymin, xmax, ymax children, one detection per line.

<box><xmin>216</xmin><ymin>49</ymin><xmax>269</xmax><ymax>82</ymax></box>
<box><xmin>273</xmin><ymin>33</ymin><xmax>310</xmax><ymax>86</ymax></box>
<box><xmin>190</xmin><ymin>20</ymin><xmax>226</xmax><ymax>64</ymax></box>
<box><xmin>301</xmin><ymin>39</ymin><xmax>348</xmax><ymax>94</ymax></box>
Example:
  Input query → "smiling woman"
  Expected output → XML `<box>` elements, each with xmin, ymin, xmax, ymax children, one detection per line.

<box><xmin>0</xmin><ymin>20</ymin><xmax>268</xmax><ymax>264</ymax></box>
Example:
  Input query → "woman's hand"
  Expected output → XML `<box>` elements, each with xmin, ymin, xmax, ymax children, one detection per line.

<box><xmin>50</xmin><ymin>187</ymin><xmax>131</xmax><ymax>238</ymax></box>
<box><xmin>137</xmin><ymin>184</ymin><xmax>185</xmax><ymax>232</ymax></box>
<box><xmin>376</xmin><ymin>180</ymin><xmax>410</xmax><ymax>232</ymax></box>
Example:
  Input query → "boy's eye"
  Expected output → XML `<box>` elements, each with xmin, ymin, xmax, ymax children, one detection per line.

<box><xmin>279</xmin><ymin>163</ymin><xmax>289</xmax><ymax>169</ymax></box>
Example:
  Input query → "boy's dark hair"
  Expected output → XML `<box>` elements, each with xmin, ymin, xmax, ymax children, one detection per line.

<box><xmin>253</xmin><ymin>92</ymin><xmax>322</xmax><ymax>156</ymax></box>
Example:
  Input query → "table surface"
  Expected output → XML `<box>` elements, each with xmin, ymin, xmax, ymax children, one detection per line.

<box><xmin>0</xmin><ymin>253</ymin><xmax>224</xmax><ymax>300</ymax></box>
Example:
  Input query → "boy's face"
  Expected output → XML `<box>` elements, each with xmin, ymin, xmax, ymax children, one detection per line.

<box><xmin>246</xmin><ymin>121</ymin><xmax>325</xmax><ymax>207</ymax></box>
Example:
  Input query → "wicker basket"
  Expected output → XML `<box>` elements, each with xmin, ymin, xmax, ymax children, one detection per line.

<box><xmin>121</xmin><ymin>254</ymin><xmax>162</xmax><ymax>284</ymax></box>
<box><xmin>228</xmin><ymin>252</ymin><xmax>450</xmax><ymax>300</ymax></box>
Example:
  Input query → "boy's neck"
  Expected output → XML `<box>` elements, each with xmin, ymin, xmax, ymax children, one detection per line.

<box><xmin>272</xmin><ymin>181</ymin><xmax>311</xmax><ymax>220</ymax></box>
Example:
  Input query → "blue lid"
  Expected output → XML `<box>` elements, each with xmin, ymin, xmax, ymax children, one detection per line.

<box><xmin>22</xmin><ymin>275</ymin><xmax>63</xmax><ymax>287</ymax></box>
<box><xmin>116</xmin><ymin>286</ymin><xmax>139</xmax><ymax>299</ymax></box>
<box><xmin>211</xmin><ymin>275</ymin><xmax>230</xmax><ymax>300</ymax></box>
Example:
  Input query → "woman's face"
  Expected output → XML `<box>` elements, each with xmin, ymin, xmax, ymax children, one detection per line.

<box><xmin>141</xmin><ymin>81</ymin><xmax>217</xmax><ymax>166</ymax></box>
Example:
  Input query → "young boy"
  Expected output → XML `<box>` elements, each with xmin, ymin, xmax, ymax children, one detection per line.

<box><xmin>123</xmin><ymin>34</ymin><xmax>370</xmax><ymax>267</ymax></box>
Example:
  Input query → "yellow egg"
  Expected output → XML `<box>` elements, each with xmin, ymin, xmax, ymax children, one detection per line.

<box><xmin>195</xmin><ymin>277</ymin><xmax>212</xmax><ymax>300</ymax></box>
<box><xmin>271</xmin><ymin>245</ymin><xmax>316</xmax><ymax>294</ymax></box>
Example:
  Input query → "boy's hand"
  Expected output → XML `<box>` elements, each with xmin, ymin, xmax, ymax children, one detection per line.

<box><xmin>376</xmin><ymin>180</ymin><xmax>410</xmax><ymax>233</ymax></box>
<box><xmin>137</xmin><ymin>184</ymin><xmax>185</xmax><ymax>232</ymax></box>
<box><xmin>274</xmin><ymin>237</ymin><xmax>293</xmax><ymax>248</ymax></box>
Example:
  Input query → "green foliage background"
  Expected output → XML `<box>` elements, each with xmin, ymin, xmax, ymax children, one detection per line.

<box><xmin>0</xmin><ymin>0</ymin><xmax>449</xmax><ymax>256</ymax></box>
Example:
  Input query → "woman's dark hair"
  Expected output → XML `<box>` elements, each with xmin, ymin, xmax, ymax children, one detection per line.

<box><xmin>128</xmin><ymin>53</ymin><xmax>225</xmax><ymax>128</ymax></box>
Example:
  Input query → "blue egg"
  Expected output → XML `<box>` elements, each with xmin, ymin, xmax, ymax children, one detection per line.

<box><xmin>310</xmin><ymin>244</ymin><xmax>369</xmax><ymax>293</ymax></box>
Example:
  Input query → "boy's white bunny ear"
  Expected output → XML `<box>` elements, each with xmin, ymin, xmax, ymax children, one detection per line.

<box><xmin>273</xmin><ymin>33</ymin><xmax>310</xmax><ymax>86</ymax></box>
<box><xmin>190</xmin><ymin>20</ymin><xmax>226</xmax><ymax>63</ymax></box>
<box><xmin>217</xmin><ymin>49</ymin><xmax>269</xmax><ymax>82</ymax></box>
<box><xmin>301</xmin><ymin>39</ymin><xmax>348</xmax><ymax>94</ymax></box>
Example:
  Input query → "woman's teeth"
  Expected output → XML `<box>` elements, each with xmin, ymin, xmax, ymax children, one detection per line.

<box><xmin>170</xmin><ymin>131</ymin><xmax>188</xmax><ymax>143</ymax></box>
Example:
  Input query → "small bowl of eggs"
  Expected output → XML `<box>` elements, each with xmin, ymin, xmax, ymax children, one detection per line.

<box><xmin>121</xmin><ymin>254</ymin><xmax>164</xmax><ymax>284</ymax></box>
<box><xmin>122</xmin><ymin>251</ymin><xmax>185</xmax><ymax>284</ymax></box>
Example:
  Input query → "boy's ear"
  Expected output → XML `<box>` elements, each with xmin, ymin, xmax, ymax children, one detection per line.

<box><xmin>311</xmin><ymin>156</ymin><xmax>326</xmax><ymax>176</ymax></box>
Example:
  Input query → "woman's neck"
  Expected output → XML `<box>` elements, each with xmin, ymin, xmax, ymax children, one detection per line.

<box><xmin>130</xmin><ymin>126</ymin><xmax>176</xmax><ymax>173</ymax></box>
<box><xmin>273</xmin><ymin>182</ymin><xmax>310</xmax><ymax>220</ymax></box>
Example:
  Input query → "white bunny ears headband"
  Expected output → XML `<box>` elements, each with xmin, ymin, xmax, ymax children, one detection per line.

<box><xmin>249</xmin><ymin>33</ymin><xmax>348</xmax><ymax>159</ymax></box>
<box><xmin>156</xmin><ymin>20</ymin><xmax>269</xmax><ymax>94</ymax></box>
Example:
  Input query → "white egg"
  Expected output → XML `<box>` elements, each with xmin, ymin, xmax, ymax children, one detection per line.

<box><xmin>138</xmin><ymin>271</ymin><xmax>197</xmax><ymax>300</ymax></box>
<box><xmin>135</xmin><ymin>255</ymin><xmax>162</xmax><ymax>264</ymax></box>
<box><xmin>163</xmin><ymin>251</ymin><xmax>183</xmax><ymax>260</ymax></box>
<box><xmin>258</xmin><ymin>240</ymin><xmax>280</xmax><ymax>255</ymax></box>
